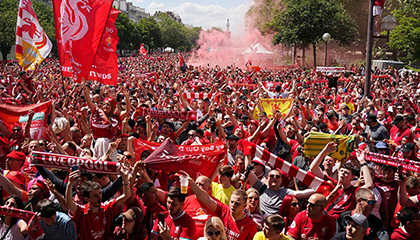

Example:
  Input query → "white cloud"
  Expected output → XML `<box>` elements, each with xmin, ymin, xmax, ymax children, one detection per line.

<box><xmin>146</xmin><ymin>2</ymin><xmax>249</xmax><ymax>36</ymax></box>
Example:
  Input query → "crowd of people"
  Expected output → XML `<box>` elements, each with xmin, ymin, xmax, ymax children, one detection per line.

<box><xmin>0</xmin><ymin>52</ymin><xmax>419</xmax><ymax>240</ymax></box>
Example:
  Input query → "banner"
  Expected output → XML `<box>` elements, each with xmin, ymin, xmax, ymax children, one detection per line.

<box><xmin>16</xmin><ymin>0</ymin><xmax>52</xmax><ymax>70</ymax></box>
<box><xmin>133</xmin><ymin>107</ymin><xmax>197</xmax><ymax>121</ymax></box>
<box><xmin>316</xmin><ymin>67</ymin><xmax>345</xmax><ymax>72</ymax></box>
<box><xmin>262</xmin><ymin>82</ymin><xmax>282</xmax><ymax>91</ymax></box>
<box><xmin>304</xmin><ymin>132</ymin><xmax>355</xmax><ymax>162</ymax></box>
<box><xmin>139</xmin><ymin>43</ymin><xmax>147</xmax><ymax>57</ymax></box>
<box><xmin>182</xmin><ymin>92</ymin><xmax>215</xmax><ymax>100</ymax></box>
<box><xmin>31</xmin><ymin>151</ymin><xmax>119</xmax><ymax>174</ymax></box>
<box><xmin>143</xmin><ymin>140</ymin><xmax>225</xmax><ymax>178</ymax></box>
<box><xmin>364</xmin><ymin>151</ymin><xmax>420</xmax><ymax>174</ymax></box>
<box><xmin>53</xmin><ymin>0</ymin><xmax>114</xmax><ymax>81</ymax></box>
<box><xmin>253</xmin><ymin>98</ymin><xmax>294</xmax><ymax>120</ymax></box>
<box><xmin>134</xmin><ymin>139</ymin><xmax>225</xmax><ymax>161</ymax></box>
<box><xmin>246</xmin><ymin>141</ymin><xmax>333</xmax><ymax>196</ymax></box>
<box><xmin>229</xmin><ymin>83</ymin><xmax>257</xmax><ymax>88</ymax></box>
<box><xmin>0</xmin><ymin>101</ymin><xmax>52</xmax><ymax>140</ymax></box>
<box><xmin>0</xmin><ymin>206</ymin><xmax>44</xmax><ymax>240</ymax></box>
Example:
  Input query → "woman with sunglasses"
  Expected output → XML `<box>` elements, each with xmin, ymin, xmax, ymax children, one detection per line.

<box><xmin>245</xmin><ymin>188</ymin><xmax>265</xmax><ymax>230</ymax></box>
<box><xmin>279</xmin><ymin>195</ymin><xmax>300</xmax><ymax>232</ymax></box>
<box><xmin>200</xmin><ymin>217</ymin><xmax>227</xmax><ymax>240</ymax></box>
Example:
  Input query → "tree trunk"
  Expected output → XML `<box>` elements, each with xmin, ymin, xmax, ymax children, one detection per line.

<box><xmin>302</xmin><ymin>48</ymin><xmax>306</xmax><ymax>69</ymax></box>
<box><xmin>1</xmin><ymin>51</ymin><xmax>7</xmax><ymax>61</ymax></box>
<box><xmin>313</xmin><ymin>42</ymin><xmax>317</xmax><ymax>67</ymax></box>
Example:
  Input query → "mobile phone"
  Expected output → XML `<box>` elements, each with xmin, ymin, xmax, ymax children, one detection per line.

<box><xmin>71</xmin><ymin>165</ymin><xmax>79</xmax><ymax>172</ymax></box>
<box><xmin>398</xmin><ymin>165</ymin><xmax>403</xmax><ymax>180</ymax></box>
<box><xmin>158</xmin><ymin>213</ymin><xmax>165</xmax><ymax>225</ymax></box>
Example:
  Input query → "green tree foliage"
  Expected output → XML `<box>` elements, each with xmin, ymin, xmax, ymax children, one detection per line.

<box><xmin>0</xmin><ymin>0</ymin><xmax>18</xmax><ymax>60</ymax></box>
<box><xmin>115</xmin><ymin>11</ymin><xmax>141</xmax><ymax>51</ymax></box>
<box><xmin>138</xmin><ymin>17</ymin><xmax>163</xmax><ymax>49</ymax></box>
<box><xmin>388</xmin><ymin>0</ymin><xmax>420</xmax><ymax>63</ymax></box>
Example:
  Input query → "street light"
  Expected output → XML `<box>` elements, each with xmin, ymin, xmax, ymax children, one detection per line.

<box><xmin>365</xmin><ymin>0</ymin><xmax>398</xmax><ymax>96</ymax></box>
<box><xmin>322</xmin><ymin>33</ymin><xmax>331</xmax><ymax>66</ymax></box>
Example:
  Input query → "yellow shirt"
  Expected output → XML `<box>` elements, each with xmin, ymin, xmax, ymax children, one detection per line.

<box><xmin>211</xmin><ymin>182</ymin><xmax>236</xmax><ymax>205</ymax></box>
<box><xmin>253</xmin><ymin>231</ymin><xmax>291</xmax><ymax>240</ymax></box>
<box><xmin>345</xmin><ymin>102</ymin><xmax>355</xmax><ymax>114</ymax></box>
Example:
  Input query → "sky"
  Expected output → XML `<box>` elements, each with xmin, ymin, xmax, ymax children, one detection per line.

<box><xmin>130</xmin><ymin>0</ymin><xmax>251</xmax><ymax>36</ymax></box>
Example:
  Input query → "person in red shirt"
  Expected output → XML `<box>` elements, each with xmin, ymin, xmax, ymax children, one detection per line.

<box><xmin>184</xmin><ymin>171</ymin><xmax>258</xmax><ymax>240</ymax></box>
<box><xmin>183</xmin><ymin>176</ymin><xmax>219</xmax><ymax>239</ymax></box>
<box><xmin>66</xmin><ymin>165</ymin><xmax>131</xmax><ymax>240</ymax></box>
<box><xmin>390</xmin><ymin>115</ymin><xmax>414</xmax><ymax>146</ymax></box>
<box><xmin>375</xmin><ymin>165</ymin><xmax>399</xmax><ymax>230</ymax></box>
<box><xmin>390</xmin><ymin>207</ymin><xmax>420</xmax><ymax>240</ymax></box>
<box><xmin>151</xmin><ymin>187</ymin><xmax>196</xmax><ymax>240</ymax></box>
<box><xmin>287</xmin><ymin>193</ymin><xmax>336</xmax><ymax>240</ymax></box>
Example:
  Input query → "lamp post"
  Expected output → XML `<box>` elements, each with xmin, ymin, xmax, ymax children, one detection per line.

<box><xmin>322</xmin><ymin>33</ymin><xmax>331</xmax><ymax>66</ymax></box>
<box><xmin>365</xmin><ymin>0</ymin><xmax>398</xmax><ymax>96</ymax></box>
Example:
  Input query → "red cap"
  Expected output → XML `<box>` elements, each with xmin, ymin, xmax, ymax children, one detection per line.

<box><xmin>248</xmin><ymin>120</ymin><xmax>259</xmax><ymax>128</ymax></box>
<box><xmin>6</xmin><ymin>171</ymin><xmax>25</xmax><ymax>187</ymax></box>
<box><xmin>118</xmin><ymin>133</ymin><xmax>129</xmax><ymax>138</ymax></box>
<box><xmin>34</xmin><ymin>180</ymin><xmax>50</xmax><ymax>198</ymax></box>
<box><xmin>6</xmin><ymin>151</ymin><xmax>26</xmax><ymax>161</ymax></box>
<box><xmin>169</xmin><ymin>173</ymin><xmax>181</xmax><ymax>181</ymax></box>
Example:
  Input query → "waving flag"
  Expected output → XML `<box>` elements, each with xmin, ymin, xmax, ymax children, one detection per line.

<box><xmin>139</xmin><ymin>43</ymin><xmax>147</xmax><ymax>57</ymax></box>
<box><xmin>16</xmin><ymin>0</ymin><xmax>52</xmax><ymax>70</ymax></box>
<box><xmin>53</xmin><ymin>0</ymin><xmax>114</xmax><ymax>81</ymax></box>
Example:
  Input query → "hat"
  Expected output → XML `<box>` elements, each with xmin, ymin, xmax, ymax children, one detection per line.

<box><xmin>345</xmin><ymin>213</ymin><xmax>369</xmax><ymax>229</ymax></box>
<box><xmin>34</xmin><ymin>180</ymin><xmax>50</xmax><ymax>198</ymax></box>
<box><xmin>104</xmin><ymin>97</ymin><xmax>117</xmax><ymax>109</ymax></box>
<box><xmin>122</xmin><ymin>207</ymin><xmax>144</xmax><ymax>222</ymax></box>
<box><xmin>366</xmin><ymin>114</ymin><xmax>377</xmax><ymax>123</ymax></box>
<box><xmin>248</xmin><ymin>120</ymin><xmax>259</xmax><ymax>128</ymax></box>
<box><xmin>6</xmin><ymin>151</ymin><xmax>26</xmax><ymax>161</ymax></box>
<box><xmin>227</xmin><ymin>135</ymin><xmax>239</xmax><ymax>141</ymax></box>
<box><xmin>252</xmin><ymin>157</ymin><xmax>265</xmax><ymax>166</ymax></box>
<box><xmin>341</xmin><ymin>104</ymin><xmax>349</xmax><ymax>110</ymax></box>
<box><xmin>392</xmin><ymin>115</ymin><xmax>404</xmax><ymax>124</ymax></box>
<box><xmin>402</xmin><ymin>143</ymin><xmax>415</xmax><ymax>152</ymax></box>
<box><xmin>239</xmin><ymin>115</ymin><xmax>249</xmax><ymax>122</ymax></box>
<box><xmin>169</xmin><ymin>173</ymin><xmax>181</xmax><ymax>181</ymax></box>
<box><xmin>118</xmin><ymin>133</ymin><xmax>129</xmax><ymax>138</ymax></box>
<box><xmin>376</xmin><ymin>141</ymin><xmax>388</xmax><ymax>149</ymax></box>
<box><xmin>5</xmin><ymin>171</ymin><xmax>25</xmax><ymax>187</ymax></box>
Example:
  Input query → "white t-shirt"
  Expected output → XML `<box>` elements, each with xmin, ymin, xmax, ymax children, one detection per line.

<box><xmin>0</xmin><ymin>219</ymin><xmax>27</xmax><ymax>240</ymax></box>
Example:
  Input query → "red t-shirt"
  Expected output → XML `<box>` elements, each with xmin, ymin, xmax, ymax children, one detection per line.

<box><xmin>151</xmin><ymin>211</ymin><xmax>196</xmax><ymax>240</ymax></box>
<box><xmin>390</xmin><ymin>126</ymin><xmax>414</xmax><ymax>145</ymax></box>
<box><xmin>390</xmin><ymin>227</ymin><xmax>412</xmax><ymax>240</ymax></box>
<box><xmin>214</xmin><ymin>201</ymin><xmax>257</xmax><ymax>240</ymax></box>
<box><xmin>326</xmin><ymin>183</ymin><xmax>360</xmax><ymax>220</ymax></box>
<box><xmin>375</xmin><ymin>177</ymin><xmax>399</xmax><ymax>221</ymax></box>
<box><xmin>287</xmin><ymin>210</ymin><xmax>336</xmax><ymax>240</ymax></box>
<box><xmin>90</xmin><ymin>107</ymin><xmax>122</xmax><ymax>139</ymax></box>
<box><xmin>183</xmin><ymin>195</ymin><xmax>217</xmax><ymax>239</ymax></box>
<box><xmin>70</xmin><ymin>199</ymin><xmax>120</xmax><ymax>240</ymax></box>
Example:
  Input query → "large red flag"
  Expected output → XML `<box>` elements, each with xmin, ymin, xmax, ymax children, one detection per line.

<box><xmin>142</xmin><ymin>140</ymin><xmax>225</xmax><ymax>178</ymax></box>
<box><xmin>53</xmin><ymin>0</ymin><xmax>114</xmax><ymax>81</ymax></box>
<box><xmin>0</xmin><ymin>101</ymin><xmax>52</xmax><ymax>140</ymax></box>
<box><xmin>139</xmin><ymin>43</ymin><xmax>147</xmax><ymax>57</ymax></box>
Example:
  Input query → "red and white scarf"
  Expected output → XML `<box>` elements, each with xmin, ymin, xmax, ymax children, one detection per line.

<box><xmin>364</xmin><ymin>151</ymin><xmax>420</xmax><ymax>174</ymax></box>
<box><xmin>247</xmin><ymin>141</ymin><xmax>334</xmax><ymax>195</ymax></box>
<box><xmin>134</xmin><ymin>107</ymin><xmax>197</xmax><ymax>120</ymax></box>
<box><xmin>182</xmin><ymin>92</ymin><xmax>214</xmax><ymax>99</ymax></box>
<box><xmin>0</xmin><ymin>206</ymin><xmax>44</xmax><ymax>240</ymax></box>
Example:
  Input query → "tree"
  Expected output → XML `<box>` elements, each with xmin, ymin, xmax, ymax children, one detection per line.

<box><xmin>115</xmin><ymin>12</ymin><xmax>141</xmax><ymax>51</ymax></box>
<box><xmin>138</xmin><ymin>17</ymin><xmax>163</xmax><ymax>49</ymax></box>
<box><xmin>0</xmin><ymin>0</ymin><xmax>18</xmax><ymax>60</ymax></box>
<box><xmin>388</xmin><ymin>0</ymin><xmax>420</xmax><ymax>63</ymax></box>
<box><xmin>268</xmin><ymin>0</ymin><xmax>357</xmax><ymax>66</ymax></box>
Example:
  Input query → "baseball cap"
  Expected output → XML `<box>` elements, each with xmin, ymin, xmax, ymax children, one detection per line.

<box><xmin>248</xmin><ymin>120</ymin><xmax>259</xmax><ymax>128</ymax></box>
<box><xmin>375</xmin><ymin>141</ymin><xmax>388</xmax><ymax>149</ymax></box>
<box><xmin>392</xmin><ymin>115</ymin><xmax>404</xmax><ymax>124</ymax></box>
<box><xmin>402</xmin><ymin>143</ymin><xmax>415</xmax><ymax>152</ymax></box>
<box><xmin>252</xmin><ymin>157</ymin><xmax>265</xmax><ymax>166</ymax></box>
<box><xmin>6</xmin><ymin>151</ymin><xmax>26</xmax><ymax>161</ymax></box>
<box><xmin>239</xmin><ymin>115</ymin><xmax>249</xmax><ymax>121</ymax></box>
<box><xmin>227</xmin><ymin>135</ymin><xmax>239</xmax><ymax>141</ymax></box>
<box><xmin>366</xmin><ymin>114</ymin><xmax>377</xmax><ymax>123</ymax></box>
<box><xmin>122</xmin><ymin>207</ymin><xmax>144</xmax><ymax>222</ymax></box>
<box><xmin>345</xmin><ymin>213</ymin><xmax>369</xmax><ymax>229</ymax></box>
<box><xmin>5</xmin><ymin>171</ymin><xmax>25</xmax><ymax>187</ymax></box>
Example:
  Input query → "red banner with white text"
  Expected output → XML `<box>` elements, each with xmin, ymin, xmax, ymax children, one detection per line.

<box><xmin>142</xmin><ymin>140</ymin><xmax>225</xmax><ymax>178</ymax></box>
<box><xmin>31</xmin><ymin>151</ymin><xmax>119</xmax><ymax>174</ymax></box>
<box><xmin>53</xmin><ymin>0</ymin><xmax>114</xmax><ymax>81</ymax></box>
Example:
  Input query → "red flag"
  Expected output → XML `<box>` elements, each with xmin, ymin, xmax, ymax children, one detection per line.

<box><xmin>178</xmin><ymin>51</ymin><xmax>185</xmax><ymax>67</ymax></box>
<box><xmin>0</xmin><ymin>101</ymin><xmax>52</xmax><ymax>140</ymax></box>
<box><xmin>53</xmin><ymin>0</ymin><xmax>114</xmax><ymax>81</ymax></box>
<box><xmin>143</xmin><ymin>140</ymin><xmax>225</xmax><ymax>178</ymax></box>
<box><xmin>139</xmin><ymin>43</ymin><xmax>147</xmax><ymax>57</ymax></box>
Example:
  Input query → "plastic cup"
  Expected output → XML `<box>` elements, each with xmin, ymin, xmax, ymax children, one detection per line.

<box><xmin>180</xmin><ymin>175</ymin><xmax>188</xmax><ymax>194</ymax></box>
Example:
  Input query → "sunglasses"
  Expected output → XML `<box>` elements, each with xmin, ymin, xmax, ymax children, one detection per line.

<box><xmin>361</xmin><ymin>198</ymin><xmax>376</xmax><ymax>205</ymax></box>
<box><xmin>124</xmin><ymin>155</ymin><xmax>132</xmax><ymax>159</ymax></box>
<box><xmin>307</xmin><ymin>202</ymin><xmax>323</xmax><ymax>208</ymax></box>
<box><xmin>12</xmin><ymin>128</ymin><xmax>21</xmax><ymax>132</ymax></box>
<box><xmin>269</xmin><ymin>174</ymin><xmax>281</xmax><ymax>179</ymax></box>
<box><xmin>291</xmin><ymin>202</ymin><xmax>299</xmax><ymax>207</ymax></box>
<box><xmin>207</xmin><ymin>230</ymin><xmax>221</xmax><ymax>237</ymax></box>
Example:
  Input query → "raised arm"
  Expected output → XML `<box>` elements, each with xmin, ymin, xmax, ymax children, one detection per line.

<box><xmin>0</xmin><ymin>173</ymin><xmax>23</xmax><ymax>198</ymax></box>
<box><xmin>115</xmin><ymin>164</ymin><xmax>131</xmax><ymax>207</ymax></box>
<box><xmin>356</xmin><ymin>150</ymin><xmax>373</xmax><ymax>189</ymax></box>
<box><xmin>309</xmin><ymin>142</ymin><xmax>337</xmax><ymax>179</ymax></box>
<box><xmin>65</xmin><ymin>170</ymin><xmax>79</xmax><ymax>214</ymax></box>
<box><xmin>181</xmin><ymin>170</ymin><xmax>217</xmax><ymax>212</ymax></box>
<box><xmin>82</xmin><ymin>82</ymin><xmax>96</xmax><ymax>112</ymax></box>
